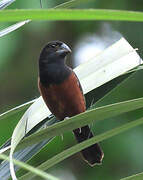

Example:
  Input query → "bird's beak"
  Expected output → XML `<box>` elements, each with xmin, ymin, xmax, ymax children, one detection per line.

<box><xmin>56</xmin><ymin>43</ymin><xmax>72</xmax><ymax>55</ymax></box>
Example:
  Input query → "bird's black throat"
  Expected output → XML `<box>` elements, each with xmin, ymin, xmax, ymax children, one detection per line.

<box><xmin>39</xmin><ymin>60</ymin><xmax>72</xmax><ymax>86</ymax></box>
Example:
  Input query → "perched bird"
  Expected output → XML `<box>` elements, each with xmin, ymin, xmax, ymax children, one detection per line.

<box><xmin>38</xmin><ymin>40</ymin><xmax>104</xmax><ymax>166</ymax></box>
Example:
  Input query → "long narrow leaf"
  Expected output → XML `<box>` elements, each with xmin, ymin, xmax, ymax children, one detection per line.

<box><xmin>0</xmin><ymin>99</ymin><xmax>36</xmax><ymax>121</ymax></box>
<box><xmin>0</xmin><ymin>154</ymin><xmax>59</xmax><ymax>180</ymax></box>
<box><xmin>0</xmin><ymin>0</ymin><xmax>15</xmax><ymax>9</ymax></box>
<box><xmin>19</xmin><ymin>117</ymin><xmax>143</xmax><ymax>180</ymax></box>
<box><xmin>121</xmin><ymin>172</ymin><xmax>143</xmax><ymax>180</ymax></box>
<box><xmin>18</xmin><ymin>97</ymin><xmax>143</xmax><ymax>150</ymax></box>
<box><xmin>0</xmin><ymin>9</ymin><xmax>143</xmax><ymax>22</ymax></box>
<box><xmin>75</xmin><ymin>38</ymin><xmax>141</xmax><ymax>94</ymax></box>
<box><xmin>54</xmin><ymin>0</ymin><xmax>93</xmax><ymax>9</ymax></box>
<box><xmin>124</xmin><ymin>65</ymin><xmax>143</xmax><ymax>74</ymax></box>
<box><xmin>0</xmin><ymin>141</ymin><xmax>54</xmax><ymax>180</ymax></box>
<box><xmin>0</xmin><ymin>20</ymin><xmax>30</xmax><ymax>38</ymax></box>
<box><xmin>0</xmin><ymin>146</ymin><xmax>11</xmax><ymax>154</ymax></box>
<box><xmin>0</xmin><ymin>119</ymin><xmax>57</xmax><ymax>180</ymax></box>
<box><xmin>9</xmin><ymin>97</ymin><xmax>51</xmax><ymax>180</ymax></box>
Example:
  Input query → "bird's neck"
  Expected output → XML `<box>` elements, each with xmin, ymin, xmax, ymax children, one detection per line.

<box><xmin>39</xmin><ymin>61</ymin><xmax>72</xmax><ymax>86</ymax></box>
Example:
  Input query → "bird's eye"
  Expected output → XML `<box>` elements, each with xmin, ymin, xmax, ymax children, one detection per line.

<box><xmin>51</xmin><ymin>44</ymin><xmax>56</xmax><ymax>48</ymax></box>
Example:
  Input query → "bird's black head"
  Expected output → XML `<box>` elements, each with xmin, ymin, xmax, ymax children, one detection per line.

<box><xmin>39</xmin><ymin>41</ymin><xmax>71</xmax><ymax>64</ymax></box>
<box><xmin>39</xmin><ymin>41</ymin><xmax>72</xmax><ymax>85</ymax></box>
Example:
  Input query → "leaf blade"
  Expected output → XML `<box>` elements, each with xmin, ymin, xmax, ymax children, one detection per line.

<box><xmin>0</xmin><ymin>20</ymin><xmax>30</xmax><ymax>38</ymax></box>
<box><xmin>18</xmin><ymin>97</ymin><xmax>143</xmax><ymax>150</ymax></box>
<box><xmin>54</xmin><ymin>0</ymin><xmax>93</xmax><ymax>9</ymax></box>
<box><xmin>121</xmin><ymin>172</ymin><xmax>143</xmax><ymax>180</ymax></box>
<box><xmin>0</xmin><ymin>9</ymin><xmax>143</xmax><ymax>22</ymax></box>
<box><xmin>19</xmin><ymin>117</ymin><xmax>143</xmax><ymax>180</ymax></box>
<box><xmin>0</xmin><ymin>0</ymin><xmax>15</xmax><ymax>9</ymax></box>
<box><xmin>0</xmin><ymin>154</ymin><xmax>60</xmax><ymax>180</ymax></box>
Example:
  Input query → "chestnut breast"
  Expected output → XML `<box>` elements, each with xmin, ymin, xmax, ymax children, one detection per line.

<box><xmin>38</xmin><ymin>72</ymin><xmax>86</xmax><ymax>120</ymax></box>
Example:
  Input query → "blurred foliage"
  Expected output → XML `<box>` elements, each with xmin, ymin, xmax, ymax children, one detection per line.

<box><xmin>0</xmin><ymin>0</ymin><xmax>143</xmax><ymax>180</ymax></box>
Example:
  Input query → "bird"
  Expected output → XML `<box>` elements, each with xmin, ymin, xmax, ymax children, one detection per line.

<box><xmin>38</xmin><ymin>40</ymin><xmax>104</xmax><ymax>166</ymax></box>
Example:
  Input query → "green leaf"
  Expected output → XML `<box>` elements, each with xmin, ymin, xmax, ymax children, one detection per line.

<box><xmin>0</xmin><ymin>9</ymin><xmax>143</xmax><ymax>22</ymax></box>
<box><xmin>124</xmin><ymin>65</ymin><xmax>143</xmax><ymax>75</ymax></box>
<box><xmin>54</xmin><ymin>0</ymin><xmax>93</xmax><ymax>9</ymax></box>
<box><xmin>17</xmin><ymin>97</ymin><xmax>143</xmax><ymax>151</ymax></box>
<box><xmin>19</xmin><ymin>117</ymin><xmax>143</xmax><ymax>180</ymax></box>
<box><xmin>0</xmin><ymin>153</ymin><xmax>59</xmax><ymax>180</ymax></box>
<box><xmin>0</xmin><ymin>0</ymin><xmax>15</xmax><ymax>9</ymax></box>
<box><xmin>0</xmin><ymin>20</ymin><xmax>30</xmax><ymax>38</ymax></box>
<box><xmin>0</xmin><ymin>99</ymin><xmax>35</xmax><ymax>122</ymax></box>
<box><xmin>121</xmin><ymin>172</ymin><xmax>143</xmax><ymax>180</ymax></box>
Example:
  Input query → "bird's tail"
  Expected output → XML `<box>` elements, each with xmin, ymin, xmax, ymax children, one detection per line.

<box><xmin>73</xmin><ymin>125</ymin><xmax>104</xmax><ymax>166</ymax></box>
